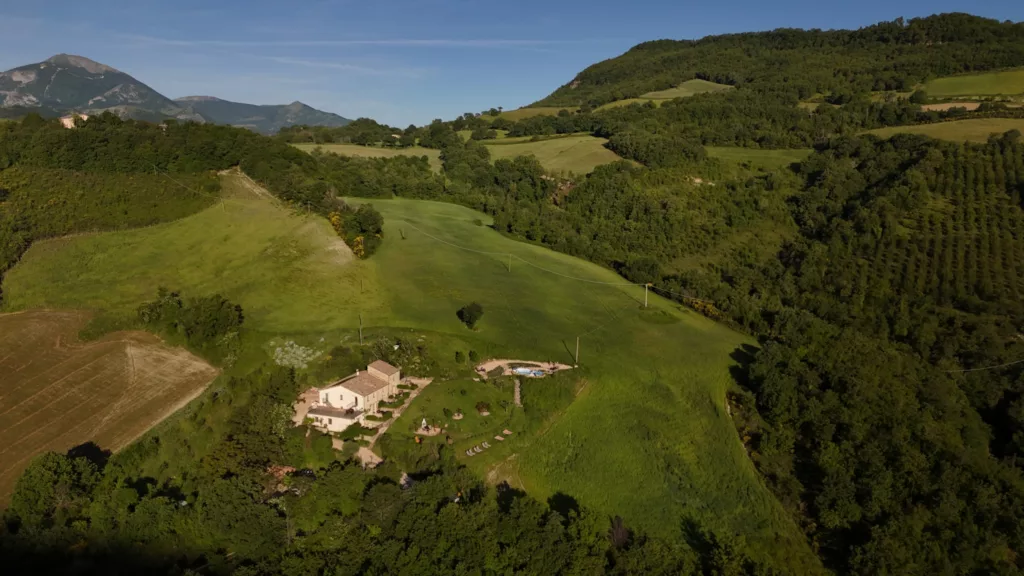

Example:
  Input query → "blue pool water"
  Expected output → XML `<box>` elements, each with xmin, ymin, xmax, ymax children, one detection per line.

<box><xmin>513</xmin><ymin>367</ymin><xmax>546</xmax><ymax>377</ymax></box>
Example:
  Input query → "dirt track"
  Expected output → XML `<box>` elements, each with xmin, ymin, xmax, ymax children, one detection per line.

<box><xmin>0</xmin><ymin>310</ymin><xmax>218</xmax><ymax>501</ymax></box>
<box><xmin>921</xmin><ymin>102</ymin><xmax>982</xmax><ymax>112</ymax></box>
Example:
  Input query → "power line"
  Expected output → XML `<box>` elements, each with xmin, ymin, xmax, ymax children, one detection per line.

<box><xmin>511</xmin><ymin>255</ymin><xmax>638</xmax><ymax>286</ymax></box>
<box><xmin>401</xmin><ymin>221</ymin><xmax>509</xmax><ymax>257</ymax></box>
<box><xmin>946</xmin><ymin>357</ymin><xmax>1024</xmax><ymax>373</ymax></box>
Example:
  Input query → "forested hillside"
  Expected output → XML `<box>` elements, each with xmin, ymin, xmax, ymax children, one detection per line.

<box><xmin>539</xmin><ymin>13</ymin><xmax>1024</xmax><ymax>107</ymax></box>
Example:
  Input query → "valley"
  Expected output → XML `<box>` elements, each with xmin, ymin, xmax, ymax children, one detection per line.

<box><xmin>3</xmin><ymin>10</ymin><xmax>1024</xmax><ymax>576</ymax></box>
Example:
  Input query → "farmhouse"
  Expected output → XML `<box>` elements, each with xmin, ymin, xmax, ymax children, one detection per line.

<box><xmin>307</xmin><ymin>360</ymin><xmax>401</xmax><ymax>432</ymax></box>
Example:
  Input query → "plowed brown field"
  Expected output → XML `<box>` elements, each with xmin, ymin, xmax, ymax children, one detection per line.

<box><xmin>0</xmin><ymin>310</ymin><xmax>218</xmax><ymax>500</ymax></box>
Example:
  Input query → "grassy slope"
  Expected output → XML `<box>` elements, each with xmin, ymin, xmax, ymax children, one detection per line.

<box><xmin>482</xmin><ymin>135</ymin><xmax>623</xmax><ymax>175</ymax></box>
<box><xmin>596</xmin><ymin>79</ymin><xmax>733</xmax><ymax>111</ymax></box>
<box><xmin>353</xmin><ymin>198</ymin><xmax>818</xmax><ymax>571</ymax></box>
<box><xmin>706</xmin><ymin>147</ymin><xmax>813</xmax><ymax>171</ymax></box>
<box><xmin>924</xmin><ymin>68</ymin><xmax>1024</xmax><ymax>97</ymax></box>
<box><xmin>3</xmin><ymin>174</ymin><xmax>377</xmax><ymax>332</ymax></box>
<box><xmin>493</xmin><ymin>107</ymin><xmax>576</xmax><ymax>121</ymax></box>
<box><xmin>641</xmin><ymin>79</ymin><xmax>733</xmax><ymax>99</ymax></box>
<box><xmin>2</xmin><ymin>177</ymin><xmax>818</xmax><ymax>571</ymax></box>
<box><xmin>863</xmin><ymin>118</ymin><xmax>1024</xmax><ymax>143</ymax></box>
<box><xmin>292</xmin><ymin>143</ymin><xmax>442</xmax><ymax>172</ymax></box>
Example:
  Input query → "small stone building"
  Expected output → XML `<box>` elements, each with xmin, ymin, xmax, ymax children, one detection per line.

<box><xmin>308</xmin><ymin>360</ymin><xmax>401</xmax><ymax>432</ymax></box>
<box><xmin>59</xmin><ymin>113</ymin><xmax>89</xmax><ymax>129</ymax></box>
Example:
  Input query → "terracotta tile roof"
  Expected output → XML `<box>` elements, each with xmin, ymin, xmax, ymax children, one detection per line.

<box><xmin>368</xmin><ymin>360</ymin><xmax>400</xmax><ymax>376</ymax></box>
<box><xmin>333</xmin><ymin>372</ymin><xmax>391</xmax><ymax>396</ymax></box>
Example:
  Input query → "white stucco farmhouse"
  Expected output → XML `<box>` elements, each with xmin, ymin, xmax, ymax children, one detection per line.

<box><xmin>307</xmin><ymin>360</ymin><xmax>401</xmax><ymax>432</ymax></box>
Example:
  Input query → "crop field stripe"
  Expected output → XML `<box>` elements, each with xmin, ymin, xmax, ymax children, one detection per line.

<box><xmin>0</xmin><ymin>364</ymin><xmax>125</xmax><ymax>450</ymax></box>
<box><xmin>0</xmin><ymin>347</ymin><xmax>118</xmax><ymax>415</ymax></box>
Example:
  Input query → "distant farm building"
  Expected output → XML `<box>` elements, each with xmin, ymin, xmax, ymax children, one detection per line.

<box><xmin>307</xmin><ymin>360</ymin><xmax>401</xmax><ymax>432</ymax></box>
<box><xmin>59</xmin><ymin>113</ymin><xmax>89</xmax><ymax>129</ymax></box>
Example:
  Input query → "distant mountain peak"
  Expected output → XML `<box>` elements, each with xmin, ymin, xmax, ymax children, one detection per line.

<box><xmin>45</xmin><ymin>54</ymin><xmax>119</xmax><ymax>75</ymax></box>
<box><xmin>1</xmin><ymin>55</ymin><xmax>350</xmax><ymax>133</ymax></box>
<box><xmin>174</xmin><ymin>96</ymin><xmax>223</xmax><ymax>102</ymax></box>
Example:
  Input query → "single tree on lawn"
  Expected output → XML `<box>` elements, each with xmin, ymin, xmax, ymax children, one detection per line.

<box><xmin>457</xmin><ymin>302</ymin><xmax>484</xmax><ymax>329</ymax></box>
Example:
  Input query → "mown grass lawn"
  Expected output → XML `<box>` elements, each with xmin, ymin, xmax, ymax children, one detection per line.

<box><xmin>2</xmin><ymin>179</ymin><xmax>820</xmax><ymax>572</ymax></box>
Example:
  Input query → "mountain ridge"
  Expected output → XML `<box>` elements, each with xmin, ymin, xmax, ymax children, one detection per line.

<box><xmin>0</xmin><ymin>54</ymin><xmax>351</xmax><ymax>134</ymax></box>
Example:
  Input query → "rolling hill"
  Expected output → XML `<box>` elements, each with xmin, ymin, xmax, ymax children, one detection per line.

<box><xmin>174</xmin><ymin>96</ymin><xmax>350</xmax><ymax>134</ymax></box>
<box><xmin>0</xmin><ymin>54</ymin><xmax>350</xmax><ymax>133</ymax></box>
<box><xmin>535</xmin><ymin>14</ymin><xmax>1024</xmax><ymax>107</ymax></box>
<box><xmin>2</xmin><ymin>172</ymin><xmax>819</xmax><ymax>571</ymax></box>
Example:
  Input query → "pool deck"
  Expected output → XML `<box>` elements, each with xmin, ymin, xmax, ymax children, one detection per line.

<box><xmin>474</xmin><ymin>358</ymin><xmax>574</xmax><ymax>379</ymax></box>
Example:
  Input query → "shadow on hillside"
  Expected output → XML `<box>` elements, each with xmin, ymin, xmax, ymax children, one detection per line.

<box><xmin>728</xmin><ymin>344</ymin><xmax>760</xmax><ymax>390</ymax></box>
<box><xmin>67</xmin><ymin>441</ymin><xmax>111</xmax><ymax>469</ymax></box>
<box><xmin>0</xmin><ymin>542</ymin><xmax>214</xmax><ymax>576</ymax></box>
<box><xmin>496</xmin><ymin>481</ymin><xmax>527</xmax><ymax>513</ymax></box>
<box><xmin>548</xmin><ymin>492</ymin><xmax>580</xmax><ymax>520</ymax></box>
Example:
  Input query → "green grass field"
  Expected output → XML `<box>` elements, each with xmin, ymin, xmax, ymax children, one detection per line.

<box><xmin>864</xmin><ymin>118</ymin><xmax>1024</xmax><ymax>143</ymax></box>
<box><xmin>596</xmin><ymin>79</ymin><xmax>732</xmax><ymax>111</ymax></box>
<box><xmin>707</xmin><ymin>147</ymin><xmax>812</xmax><ymax>171</ymax></box>
<box><xmin>492</xmin><ymin>107</ymin><xmax>576</xmax><ymax>122</ymax></box>
<box><xmin>641</xmin><ymin>78</ymin><xmax>733</xmax><ymax>100</ymax></box>
<box><xmin>292</xmin><ymin>143</ymin><xmax>442</xmax><ymax>172</ymax></box>
<box><xmin>924</xmin><ymin>68</ymin><xmax>1024</xmax><ymax>97</ymax></box>
<box><xmin>2</xmin><ymin>173</ymin><xmax>819</xmax><ymax>571</ymax></box>
<box><xmin>482</xmin><ymin>134</ymin><xmax>623</xmax><ymax>174</ymax></box>
<box><xmin>595</xmin><ymin>97</ymin><xmax>665</xmax><ymax>111</ymax></box>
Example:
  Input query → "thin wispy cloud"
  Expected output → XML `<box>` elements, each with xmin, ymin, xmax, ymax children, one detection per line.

<box><xmin>120</xmin><ymin>33</ymin><xmax>600</xmax><ymax>49</ymax></box>
<box><xmin>263</xmin><ymin>56</ymin><xmax>427</xmax><ymax>78</ymax></box>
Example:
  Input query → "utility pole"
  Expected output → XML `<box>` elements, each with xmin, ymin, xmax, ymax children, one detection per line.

<box><xmin>575</xmin><ymin>336</ymin><xmax>580</xmax><ymax>365</ymax></box>
<box><xmin>645</xmin><ymin>283</ymin><xmax>650</xmax><ymax>308</ymax></box>
<box><xmin>359</xmin><ymin>313</ymin><xmax>363</xmax><ymax>345</ymax></box>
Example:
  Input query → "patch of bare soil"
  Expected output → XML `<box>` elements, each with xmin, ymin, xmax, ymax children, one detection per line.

<box><xmin>0</xmin><ymin>310</ymin><xmax>219</xmax><ymax>501</ymax></box>
<box><xmin>922</xmin><ymin>102</ymin><xmax>982</xmax><ymax>111</ymax></box>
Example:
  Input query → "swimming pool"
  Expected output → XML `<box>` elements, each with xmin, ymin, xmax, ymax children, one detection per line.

<box><xmin>512</xmin><ymin>367</ymin><xmax>546</xmax><ymax>377</ymax></box>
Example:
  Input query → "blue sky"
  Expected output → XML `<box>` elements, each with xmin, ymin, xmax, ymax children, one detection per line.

<box><xmin>1</xmin><ymin>1</ymin><xmax>1022</xmax><ymax>126</ymax></box>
